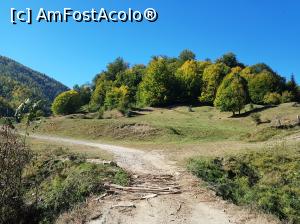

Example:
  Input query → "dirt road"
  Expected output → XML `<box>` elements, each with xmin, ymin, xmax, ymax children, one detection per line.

<box><xmin>30</xmin><ymin>134</ymin><xmax>278</xmax><ymax>224</ymax></box>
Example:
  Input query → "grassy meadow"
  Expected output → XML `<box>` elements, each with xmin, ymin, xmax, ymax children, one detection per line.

<box><xmin>28</xmin><ymin>103</ymin><xmax>299</xmax><ymax>148</ymax></box>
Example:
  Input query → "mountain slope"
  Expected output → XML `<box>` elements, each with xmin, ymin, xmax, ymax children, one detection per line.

<box><xmin>0</xmin><ymin>56</ymin><xmax>69</xmax><ymax>113</ymax></box>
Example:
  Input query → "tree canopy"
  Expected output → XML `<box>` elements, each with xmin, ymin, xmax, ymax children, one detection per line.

<box><xmin>200</xmin><ymin>63</ymin><xmax>231</xmax><ymax>104</ymax></box>
<box><xmin>138</xmin><ymin>58</ymin><xmax>176</xmax><ymax>106</ymax></box>
<box><xmin>175</xmin><ymin>60</ymin><xmax>203</xmax><ymax>102</ymax></box>
<box><xmin>214</xmin><ymin>72</ymin><xmax>248</xmax><ymax>115</ymax></box>
<box><xmin>179</xmin><ymin>49</ymin><xmax>196</xmax><ymax>63</ymax></box>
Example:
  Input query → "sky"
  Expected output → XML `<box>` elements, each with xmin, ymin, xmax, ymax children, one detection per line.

<box><xmin>0</xmin><ymin>0</ymin><xmax>299</xmax><ymax>87</ymax></box>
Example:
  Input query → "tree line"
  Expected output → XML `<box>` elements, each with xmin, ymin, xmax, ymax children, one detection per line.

<box><xmin>52</xmin><ymin>50</ymin><xmax>300</xmax><ymax>116</ymax></box>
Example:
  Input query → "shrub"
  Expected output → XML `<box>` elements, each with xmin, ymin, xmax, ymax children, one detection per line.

<box><xmin>263</xmin><ymin>92</ymin><xmax>281</xmax><ymax>105</ymax></box>
<box><xmin>51</xmin><ymin>90</ymin><xmax>81</xmax><ymax>115</ymax></box>
<box><xmin>281</xmin><ymin>91</ymin><xmax>294</xmax><ymax>103</ymax></box>
<box><xmin>97</xmin><ymin>107</ymin><xmax>105</xmax><ymax>119</ymax></box>
<box><xmin>0</xmin><ymin>125</ymin><xmax>32</xmax><ymax>223</ymax></box>
<box><xmin>23</xmin><ymin>150</ymin><xmax>129</xmax><ymax>223</ymax></box>
<box><xmin>188</xmin><ymin>146</ymin><xmax>300</xmax><ymax>223</ymax></box>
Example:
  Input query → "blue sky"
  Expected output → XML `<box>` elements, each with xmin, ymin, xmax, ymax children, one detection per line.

<box><xmin>0</xmin><ymin>0</ymin><xmax>299</xmax><ymax>87</ymax></box>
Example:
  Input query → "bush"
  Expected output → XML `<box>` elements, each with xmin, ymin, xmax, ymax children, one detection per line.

<box><xmin>263</xmin><ymin>92</ymin><xmax>281</xmax><ymax>105</ymax></box>
<box><xmin>97</xmin><ymin>107</ymin><xmax>105</xmax><ymax>119</ymax></box>
<box><xmin>188</xmin><ymin>145</ymin><xmax>300</xmax><ymax>223</ymax></box>
<box><xmin>281</xmin><ymin>91</ymin><xmax>294</xmax><ymax>103</ymax></box>
<box><xmin>51</xmin><ymin>90</ymin><xmax>81</xmax><ymax>115</ymax></box>
<box><xmin>0</xmin><ymin>125</ymin><xmax>32</xmax><ymax>223</ymax></box>
<box><xmin>23</xmin><ymin>150</ymin><xmax>129</xmax><ymax>223</ymax></box>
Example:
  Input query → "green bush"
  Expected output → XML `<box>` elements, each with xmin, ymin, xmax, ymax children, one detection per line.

<box><xmin>263</xmin><ymin>92</ymin><xmax>282</xmax><ymax>105</ymax></box>
<box><xmin>281</xmin><ymin>91</ymin><xmax>294</xmax><ymax>103</ymax></box>
<box><xmin>23</xmin><ymin>150</ymin><xmax>129</xmax><ymax>223</ymax></box>
<box><xmin>51</xmin><ymin>90</ymin><xmax>81</xmax><ymax>115</ymax></box>
<box><xmin>188</xmin><ymin>146</ymin><xmax>300</xmax><ymax>223</ymax></box>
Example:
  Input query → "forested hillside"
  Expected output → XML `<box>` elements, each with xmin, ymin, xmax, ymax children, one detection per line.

<box><xmin>0</xmin><ymin>56</ymin><xmax>69</xmax><ymax>115</ymax></box>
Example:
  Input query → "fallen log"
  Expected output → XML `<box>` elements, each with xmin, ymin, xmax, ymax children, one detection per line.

<box><xmin>106</xmin><ymin>184</ymin><xmax>181</xmax><ymax>194</ymax></box>
<box><xmin>111</xmin><ymin>202</ymin><xmax>136</xmax><ymax>209</ymax></box>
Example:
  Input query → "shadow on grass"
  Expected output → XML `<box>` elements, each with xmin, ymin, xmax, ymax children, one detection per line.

<box><xmin>231</xmin><ymin>105</ymin><xmax>277</xmax><ymax>118</ymax></box>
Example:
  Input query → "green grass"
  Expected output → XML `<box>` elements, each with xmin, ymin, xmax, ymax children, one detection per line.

<box><xmin>29</xmin><ymin>139</ymin><xmax>113</xmax><ymax>161</ymax></box>
<box><xmin>24</xmin><ymin>103</ymin><xmax>299</xmax><ymax>149</ymax></box>
<box><xmin>187</xmin><ymin>142</ymin><xmax>300</xmax><ymax>223</ymax></box>
<box><xmin>23</xmin><ymin>147</ymin><xmax>129</xmax><ymax>223</ymax></box>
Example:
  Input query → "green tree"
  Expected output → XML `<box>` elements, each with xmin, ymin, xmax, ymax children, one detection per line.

<box><xmin>104</xmin><ymin>85</ymin><xmax>130</xmax><ymax>113</ymax></box>
<box><xmin>175</xmin><ymin>60</ymin><xmax>202</xmax><ymax>102</ymax></box>
<box><xmin>105</xmin><ymin>57</ymin><xmax>129</xmax><ymax>81</ymax></box>
<box><xmin>138</xmin><ymin>58</ymin><xmax>176</xmax><ymax>106</ymax></box>
<box><xmin>216</xmin><ymin>52</ymin><xmax>243</xmax><ymax>68</ymax></box>
<box><xmin>179</xmin><ymin>49</ymin><xmax>196</xmax><ymax>63</ymax></box>
<box><xmin>248</xmin><ymin>70</ymin><xmax>285</xmax><ymax>104</ymax></box>
<box><xmin>200</xmin><ymin>63</ymin><xmax>230</xmax><ymax>104</ymax></box>
<box><xmin>92</xmin><ymin>57</ymin><xmax>129</xmax><ymax>84</ymax></box>
<box><xmin>89</xmin><ymin>79</ymin><xmax>113</xmax><ymax>111</ymax></box>
<box><xmin>114</xmin><ymin>65</ymin><xmax>145</xmax><ymax>104</ymax></box>
<box><xmin>51</xmin><ymin>90</ymin><xmax>81</xmax><ymax>115</ymax></box>
<box><xmin>73</xmin><ymin>84</ymin><xmax>92</xmax><ymax>106</ymax></box>
<box><xmin>248</xmin><ymin>63</ymin><xmax>274</xmax><ymax>74</ymax></box>
<box><xmin>214</xmin><ymin>72</ymin><xmax>248</xmax><ymax>115</ymax></box>
<box><xmin>0</xmin><ymin>97</ymin><xmax>13</xmax><ymax>117</ymax></box>
<box><xmin>286</xmin><ymin>75</ymin><xmax>298</xmax><ymax>101</ymax></box>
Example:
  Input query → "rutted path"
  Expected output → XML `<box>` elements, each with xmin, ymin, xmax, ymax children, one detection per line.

<box><xmin>30</xmin><ymin>134</ymin><xmax>278</xmax><ymax>224</ymax></box>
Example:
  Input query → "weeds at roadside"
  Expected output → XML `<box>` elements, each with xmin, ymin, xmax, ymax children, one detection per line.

<box><xmin>22</xmin><ymin>148</ymin><xmax>129</xmax><ymax>223</ymax></box>
<box><xmin>187</xmin><ymin>143</ymin><xmax>300</xmax><ymax>223</ymax></box>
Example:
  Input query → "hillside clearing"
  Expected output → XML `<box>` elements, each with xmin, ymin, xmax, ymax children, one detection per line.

<box><xmin>28</xmin><ymin>103</ymin><xmax>299</xmax><ymax>147</ymax></box>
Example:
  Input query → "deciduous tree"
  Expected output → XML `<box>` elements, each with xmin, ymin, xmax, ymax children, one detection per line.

<box><xmin>214</xmin><ymin>72</ymin><xmax>248</xmax><ymax>115</ymax></box>
<box><xmin>200</xmin><ymin>63</ymin><xmax>230</xmax><ymax>104</ymax></box>
<box><xmin>138</xmin><ymin>58</ymin><xmax>176</xmax><ymax>106</ymax></box>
